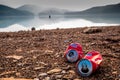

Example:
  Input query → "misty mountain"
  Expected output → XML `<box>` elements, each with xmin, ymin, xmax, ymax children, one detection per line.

<box><xmin>65</xmin><ymin>3</ymin><xmax>120</xmax><ymax>15</ymax></box>
<box><xmin>0</xmin><ymin>5</ymin><xmax>34</xmax><ymax>16</ymax></box>
<box><xmin>17</xmin><ymin>5</ymin><xmax>68</xmax><ymax>16</ymax></box>
<box><xmin>39</xmin><ymin>8</ymin><xmax>67</xmax><ymax>15</ymax></box>
<box><xmin>17</xmin><ymin>5</ymin><xmax>43</xmax><ymax>15</ymax></box>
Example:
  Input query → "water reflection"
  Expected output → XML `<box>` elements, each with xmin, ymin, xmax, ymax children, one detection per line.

<box><xmin>0</xmin><ymin>16</ymin><xmax>33</xmax><ymax>28</ymax></box>
<box><xmin>64</xmin><ymin>14</ymin><xmax>120</xmax><ymax>24</ymax></box>
<box><xmin>0</xmin><ymin>14</ymin><xmax>119</xmax><ymax>32</ymax></box>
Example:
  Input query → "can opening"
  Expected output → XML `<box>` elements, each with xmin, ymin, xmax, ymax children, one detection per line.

<box><xmin>66</xmin><ymin>50</ymin><xmax>78</xmax><ymax>62</ymax></box>
<box><xmin>68</xmin><ymin>52</ymin><xmax>74</xmax><ymax>57</ymax></box>
<box><xmin>81</xmin><ymin>63</ymin><xmax>89</xmax><ymax>73</ymax></box>
<box><xmin>77</xmin><ymin>59</ymin><xmax>92</xmax><ymax>76</ymax></box>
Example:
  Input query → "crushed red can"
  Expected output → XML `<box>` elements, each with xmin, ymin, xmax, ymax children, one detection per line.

<box><xmin>76</xmin><ymin>51</ymin><xmax>103</xmax><ymax>76</ymax></box>
<box><xmin>64</xmin><ymin>43</ymin><xmax>83</xmax><ymax>62</ymax></box>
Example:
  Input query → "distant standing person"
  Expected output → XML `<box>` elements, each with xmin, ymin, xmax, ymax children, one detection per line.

<box><xmin>49</xmin><ymin>15</ymin><xmax>51</xmax><ymax>19</ymax></box>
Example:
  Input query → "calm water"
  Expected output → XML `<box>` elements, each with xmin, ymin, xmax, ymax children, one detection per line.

<box><xmin>0</xmin><ymin>15</ymin><xmax>119</xmax><ymax>32</ymax></box>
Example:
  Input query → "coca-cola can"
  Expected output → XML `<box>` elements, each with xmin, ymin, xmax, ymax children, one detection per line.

<box><xmin>76</xmin><ymin>51</ymin><xmax>103</xmax><ymax>76</ymax></box>
<box><xmin>64</xmin><ymin>43</ymin><xmax>83</xmax><ymax>62</ymax></box>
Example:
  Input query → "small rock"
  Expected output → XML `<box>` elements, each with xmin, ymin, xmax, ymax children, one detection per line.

<box><xmin>6</xmin><ymin>55</ymin><xmax>23</xmax><ymax>60</ymax></box>
<box><xmin>44</xmin><ymin>77</ymin><xmax>50</xmax><ymax>80</ymax></box>
<box><xmin>74</xmin><ymin>79</ymin><xmax>81</xmax><ymax>80</ymax></box>
<box><xmin>105</xmin><ymin>73</ymin><xmax>109</xmax><ymax>77</ymax></box>
<box><xmin>38</xmin><ymin>73</ymin><xmax>47</xmax><ymax>77</ymax></box>
<box><xmin>0</xmin><ymin>67</ymin><xmax>3</xmax><ymax>70</ymax></box>
<box><xmin>34</xmin><ymin>78</ymin><xmax>39</xmax><ymax>80</ymax></box>
<box><xmin>16</xmin><ymin>72</ymin><xmax>21</xmax><ymax>76</ymax></box>
<box><xmin>39</xmin><ymin>62</ymin><xmax>48</xmax><ymax>66</ymax></box>
<box><xmin>54</xmin><ymin>62</ymin><xmax>58</xmax><ymax>65</ymax></box>
<box><xmin>55</xmin><ymin>75</ymin><xmax>62</xmax><ymax>79</ymax></box>
<box><xmin>63</xmin><ymin>75</ymin><xmax>71</xmax><ymax>79</ymax></box>
<box><xmin>62</xmin><ymin>65</ymin><xmax>71</xmax><ymax>70</ymax></box>
<box><xmin>17</xmin><ymin>63</ymin><xmax>24</xmax><ymax>66</ymax></box>
<box><xmin>16</xmin><ymin>48</ymin><xmax>22</xmax><ymax>52</ymax></box>
<box><xmin>45</xmin><ymin>50</ymin><xmax>53</xmax><ymax>54</ymax></box>
<box><xmin>0</xmin><ymin>71</ymin><xmax>16</xmax><ymax>76</ymax></box>
<box><xmin>61</xmin><ymin>70</ymin><xmax>66</xmax><ymax>74</ymax></box>
<box><xmin>118</xmin><ymin>74</ymin><xmax>120</xmax><ymax>78</ymax></box>
<box><xmin>47</xmin><ymin>68</ymin><xmax>62</xmax><ymax>74</ymax></box>
<box><xmin>83</xmin><ymin>27</ymin><xmax>102</xmax><ymax>34</ymax></box>
<box><xmin>112</xmin><ymin>71</ymin><xmax>117</xmax><ymax>74</ymax></box>
<box><xmin>69</xmin><ymin>70</ymin><xmax>75</xmax><ymax>74</ymax></box>
<box><xmin>0</xmin><ymin>78</ymin><xmax>32</xmax><ymax>80</ymax></box>
<box><xmin>34</xmin><ymin>67</ymin><xmax>45</xmax><ymax>70</ymax></box>
<box><xmin>31</xmin><ymin>27</ymin><xmax>36</xmax><ymax>31</ymax></box>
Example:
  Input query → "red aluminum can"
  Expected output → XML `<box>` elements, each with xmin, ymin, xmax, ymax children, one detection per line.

<box><xmin>64</xmin><ymin>43</ymin><xmax>83</xmax><ymax>62</ymax></box>
<box><xmin>76</xmin><ymin>51</ymin><xmax>103</xmax><ymax>76</ymax></box>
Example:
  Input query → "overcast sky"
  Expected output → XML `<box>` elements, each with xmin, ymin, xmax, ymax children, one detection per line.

<box><xmin>0</xmin><ymin>0</ymin><xmax>120</xmax><ymax>11</ymax></box>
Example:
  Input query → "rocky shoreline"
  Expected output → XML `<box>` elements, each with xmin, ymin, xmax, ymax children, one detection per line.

<box><xmin>0</xmin><ymin>26</ymin><xmax>120</xmax><ymax>80</ymax></box>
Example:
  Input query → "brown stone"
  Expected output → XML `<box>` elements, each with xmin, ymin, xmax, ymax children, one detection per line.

<box><xmin>47</xmin><ymin>68</ymin><xmax>62</xmax><ymax>74</ymax></box>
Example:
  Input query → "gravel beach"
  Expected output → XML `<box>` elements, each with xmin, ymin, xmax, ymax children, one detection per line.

<box><xmin>0</xmin><ymin>26</ymin><xmax>120</xmax><ymax>80</ymax></box>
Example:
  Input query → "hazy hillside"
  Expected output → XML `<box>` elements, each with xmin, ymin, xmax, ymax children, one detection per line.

<box><xmin>65</xmin><ymin>3</ymin><xmax>120</xmax><ymax>15</ymax></box>
<box><xmin>39</xmin><ymin>8</ymin><xmax>67</xmax><ymax>15</ymax></box>
<box><xmin>17</xmin><ymin>5</ymin><xmax>67</xmax><ymax>16</ymax></box>
<box><xmin>0</xmin><ymin>5</ymin><xmax>34</xmax><ymax>16</ymax></box>
<box><xmin>17</xmin><ymin>5</ymin><xmax>43</xmax><ymax>15</ymax></box>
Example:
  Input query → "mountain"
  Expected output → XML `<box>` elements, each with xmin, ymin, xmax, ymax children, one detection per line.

<box><xmin>17</xmin><ymin>5</ymin><xmax>43</xmax><ymax>15</ymax></box>
<box><xmin>65</xmin><ymin>3</ymin><xmax>120</xmax><ymax>15</ymax></box>
<box><xmin>17</xmin><ymin>5</ymin><xmax>68</xmax><ymax>16</ymax></box>
<box><xmin>0</xmin><ymin>5</ymin><xmax>34</xmax><ymax>16</ymax></box>
<box><xmin>39</xmin><ymin>8</ymin><xmax>67</xmax><ymax>15</ymax></box>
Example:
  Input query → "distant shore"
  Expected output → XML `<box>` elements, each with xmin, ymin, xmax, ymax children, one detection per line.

<box><xmin>0</xmin><ymin>26</ymin><xmax>119</xmax><ymax>80</ymax></box>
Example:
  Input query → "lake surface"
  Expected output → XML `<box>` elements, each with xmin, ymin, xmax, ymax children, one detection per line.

<box><xmin>0</xmin><ymin>15</ymin><xmax>119</xmax><ymax>32</ymax></box>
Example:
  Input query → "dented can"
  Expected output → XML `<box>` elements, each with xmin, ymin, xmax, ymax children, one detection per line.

<box><xmin>76</xmin><ymin>51</ymin><xmax>103</xmax><ymax>76</ymax></box>
<box><xmin>64</xmin><ymin>43</ymin><xmax>83</xmax><ymax>62</ymax></box>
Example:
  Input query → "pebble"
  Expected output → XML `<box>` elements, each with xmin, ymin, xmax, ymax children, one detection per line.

<box><xmin>6</xmin><ymin>55</ymin><xmax>23</xmax><ymax>60</ymax></box>
<box><xmin>83</xmin><ymin>27</ymin><xmax>102</xmax><ymax>34</ymax></box>
<box><xmin>38</xmin><ymin>73</ymin><xmax>47</xmax><ymax>77</ymax></box>
<box><xmin>61</xmin><ymin>70</ymin><xmax>66</xmax><ymax>74</ymax></box>
<box><xmin>105</xmin><ymin>73</ymin><xmax>109</xmax><ymax>77</ymax></box>
<box><xmin>34</xmin><ymin>67</ymin><xmax>45</xmax><ymax>70</ymax></box>
<box><xmin>55</xmin><ymin>75</ymin><xmax>62</xmax><ymax>79</ymax></box>
<box><xmin>39</xmin><ymin>62</ymin><xmax>48</xmax><ymax>66</ymax></box>
<box><xmin>0</xmin><ymin>78</ymin><xmax>32</xmax><ymax>80</ymax></box>
<box><xmin>74</xmin><ymin>79</ymin><xmax>81</xmax><ymax>80</ymax></box>
<box><xmin>118</xmin><ymin>74</ymin><xmax>120</xmax><ymax>78</ymax></box>
<box><xmin>34</xmin><ymin>78</ymin><xmax>39</xmax><ymax>80</ymax></box>
<box><xmin>44</xmin><ymin>77</ymin><xmax>50</xmax><ymax>80</ymax></box>
<box><xmin>0</xmin><ymin>67</ymin><xmax>3</xmax><ymax>70</ymax></box>
<box><xmin>31</xmin><ymin>27</ymin><xmax>36</xmax><ymax>31</ymax></box>
<box><xmin>16</xmin><ymin>72</ymin><xmax>21</xmax><ymax>76</ymax></box>
<box><xmin>62</xmin><ymin>65</ymin><xmax>71</xmax><ymax>70</ymax></box>
<box><xmin>16</xmin><ymin>48</ymin><xmax>22</xmax><ymax>52</ymax></box>
<box><xmin>47</xmin><ymin>68</ymin><xmax>62</xmax><ymax>74</ymax></box>
<box><xmin>69</xmin><ymin>70</ymin><xmax>75</xmax><ymax>74</ymax></box>
<box><xmin>112</xmin><ymin>71</ymin><xmax>117</xmax><ymax>74</ymax></box>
